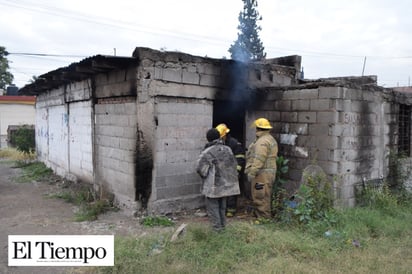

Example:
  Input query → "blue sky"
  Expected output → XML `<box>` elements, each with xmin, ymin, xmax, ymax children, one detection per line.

<box><xmin>1</xmin><ymin>0</ymin><xmax>411</xmax><ymax>88</ymax></box>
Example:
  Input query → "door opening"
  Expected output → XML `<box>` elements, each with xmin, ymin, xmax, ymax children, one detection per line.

<box><xmin>212</xmin><ymin>100</ymin><xmax>246</xmax><ymax>146</ymax></box>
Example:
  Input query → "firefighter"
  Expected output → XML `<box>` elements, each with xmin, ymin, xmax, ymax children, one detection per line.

<box><xmin>196</xmin><ymin>128</ymin><xmax>240</xmax><ymax>231</ymax></box>
<box><xmin>215</xmin><ymin>123</ymin><xmax>245</xmax><ymax>217</ymax></box>
<box><xmin>245</xmin><ymin>118</ymin><xmax>278</xmax><ymax>219</ymax></box>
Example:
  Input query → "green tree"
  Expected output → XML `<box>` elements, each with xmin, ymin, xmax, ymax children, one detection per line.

<box><xmin>229</xmin><ymin>0</ymin><xmax>266</xmax><ymax>62</ymax></box>
<box><xmin>29</xmin><ymin>75</ymin><xmax>39</xmax><ymax>84</ymax></box>
<box><xmin>0</xmin><ymin>46</ymin><xmax>14</xmax><ymax>89</ymax></box>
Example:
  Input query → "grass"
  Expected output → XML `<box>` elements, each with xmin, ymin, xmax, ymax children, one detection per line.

<box><xmin>95</xmin><ymin>202</ymin><xmax>412</xmax><ymax>274</ymax></box>
<box><xmin>0</xmin><ymin>147</ymin><xmax>36</xmax><ymax>161</ymax></box>
<box><xmin>13</xmin><ymin>161</ymin><xmax>53</xmax><ymax>183</ymax></box>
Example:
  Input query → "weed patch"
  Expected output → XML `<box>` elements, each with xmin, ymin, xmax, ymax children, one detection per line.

<box><xmin>13</xmin><ymin>161</ymin><xmax>53</xmax><ymax>183</ymax></box>
<box><xmin>141</xmin><ymin>216</ymin><xmax>174</xmax><ymax>227</ymax></box>
<box><xmin>75</xmin><ymin>200</ymin><xmax>116</xmax><ymax>222</ymax></box>
<box><xmin>48</xmin><ymin>182</ymin><xmax>118</xmax><ymax>222</ymax></box>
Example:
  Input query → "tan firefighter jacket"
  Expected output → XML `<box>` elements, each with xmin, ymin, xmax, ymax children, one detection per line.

<box><xmin>245</xmin><ymin>130</ymin><xmax>278</xmax><ymax>181</ymax></box>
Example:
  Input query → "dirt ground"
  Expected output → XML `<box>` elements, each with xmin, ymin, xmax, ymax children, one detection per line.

<box><xmin>0</xmin><ymin>159</ymin><xmax>251</xmax><ymax>274</ymax></box>
<box><xmin>0</xmin><ymin>160</ymin><xmax>198</xmax><ymax>273</ymax></box>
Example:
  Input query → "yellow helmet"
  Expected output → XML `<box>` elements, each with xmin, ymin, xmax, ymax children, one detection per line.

<box><xmin>254</xmin><ymin>118</ymin><xmax>272</xmax><ymax>129</ymax></box>
<box><xmin>215</xmin><ymin>123</ymin><xmax>230</xmax><ymax>138</ymax></box>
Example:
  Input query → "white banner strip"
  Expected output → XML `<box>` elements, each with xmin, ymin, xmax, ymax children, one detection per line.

<box><xmin>8</xmin><ymin>235</ymin><xmax>114</xmax><ymax>266</ymax></box>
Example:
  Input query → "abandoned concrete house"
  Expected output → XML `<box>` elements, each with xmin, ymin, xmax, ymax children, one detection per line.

<box><xmin>19</xmin><ymin>47</ymin><xmax>412</xmax><ymax>213</ymax></box>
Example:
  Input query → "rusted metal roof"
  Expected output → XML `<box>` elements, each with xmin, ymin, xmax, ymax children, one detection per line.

<box><xmin>19</xmin><ymin>55</ymin><xmax>138</xmax><ymax>95</ymax></box>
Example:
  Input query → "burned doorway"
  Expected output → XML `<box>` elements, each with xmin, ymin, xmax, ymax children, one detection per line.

<box><xmin>212</xmin><ymin>100</ymin><xmax>246</xmax><ymax>147</ymax></box>
<box><xmin>213</xmin><ymin>99</ymin><xmax>250</xmax><ymax>200</ymax></box>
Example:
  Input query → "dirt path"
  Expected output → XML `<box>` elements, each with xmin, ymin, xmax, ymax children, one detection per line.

<box><xmin>0</xmin><ymin>159</ymin><xmax>194</xmax><ymax>274</ymax></box>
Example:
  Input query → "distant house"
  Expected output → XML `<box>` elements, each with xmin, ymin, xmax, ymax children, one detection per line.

<box><xmin>0</xmin><ymin>95</ymin><xmax>36</xmax><ymax>148</ymax></box>
<box><xmin>19</xmin><ymin>47</ymin><xmax>412</xmax><ymax>214</ymax></box>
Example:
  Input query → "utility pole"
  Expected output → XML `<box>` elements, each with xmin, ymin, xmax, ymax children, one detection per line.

<box><xmin>361</xmin><ymin>56</ymin><xmax>367</xmax><ymax>76</ymax></box>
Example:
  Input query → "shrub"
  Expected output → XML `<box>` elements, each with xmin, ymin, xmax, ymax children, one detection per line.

<box><xmin>9</xmin><ymin>125</ymin><xmax>35</xmax><ymax>154</ymax></box>
<box><xmin>274</xmin><ymin>168</ymin><xmax>337</xmax><ymax>230</ymax></box>
<box><xmin>271</xmin><ymin>156</ymin><xmax>289</xmax><ymax>217</ymax></box>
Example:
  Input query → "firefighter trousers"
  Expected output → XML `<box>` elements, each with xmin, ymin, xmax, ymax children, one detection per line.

<box><xmin>251</xmin><ymin>173</ymin><xmax>275</xmax><ymax>219</ymax></box>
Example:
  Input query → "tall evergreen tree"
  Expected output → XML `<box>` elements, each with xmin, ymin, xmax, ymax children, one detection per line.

<box><xmin>0</xmin><ymin>46</ymin><xmax>14</xmax><ymax>89</ymax></box>
<box><xmin>229</xmin><ymin>0</ymin><xmax>266</xmax><ymax>62</ymax></box>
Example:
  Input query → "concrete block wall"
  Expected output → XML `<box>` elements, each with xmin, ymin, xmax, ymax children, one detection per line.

<box><xmin>35</xmin><ymin>107</ymin><xmax>49</xmax><ymax>162</ymax></box>
<box><xmin>134</xmin><ymin>50</ymin><xmax>223</xmax><ymax>213</ymax></box>
<box><xmin>149</xmin><ymin>97</ymin><xmax>213</xmax><ymax>213</ymax></box>
<box><xmin>47</xmin><ymin>104</ymin><xmax>69</xmax><ymax>177</ymax></box>
<box><xmin>94</xmin><ymin>68</ymin><xmax>137</xmax><ymax>98</ymax></box>
<box><xmin>36</xmin><ymin>87</ymin><xmax>68</xmax><ymax>176</ymax></box>
<box><xmin>133</xmin><ymin>47</ymin><xmax>300</xmax><ymax>213</ymax></box>
<box><xmin>251</xmin><ymin>85</ymin><xmax>393</xmax><ymax>207</ymax></box>
<box><xmin>65</xmin><ymin>80</ymin><xmax>92</xmax><ymax>102</ymax></box>
<box><xmin>134</xmin><ymin>47</ymin><xmax>299</xmax><ymax>101</ymax></box>
<box><xmin>68</xmin><ymin>101</ymin><xmax>93</xmax><ymax>182</ymax></box>
<box><xmin>94</xmin><ymin>98</ymin><xmax>137</xmax><ymax>208</ymax></box>
<box><xmin>36</xmin><ymin>84</ymin><xmax>94</xmax><ymax>182</ymax></box>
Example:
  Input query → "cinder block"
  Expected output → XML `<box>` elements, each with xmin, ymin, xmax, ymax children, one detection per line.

<box><xmin>274</xmin><ymin>100</ymin><xmax>291</xmax><ymax>111</ymax></box>
<box><xmin>292</xmin><ymin>100</ymin><xmax>310</xmax><ymax>111</ymax></box>
<box><xmin>199</xmin><ymin>74</ymin><xmax>219</xmax><ymax>87</ymax></box>
<box><xmin>317</xmin><ymin>136</ymin><xmax>339</xmax><ymax>149</ymax></box>
<box><xmin>329</xmin><ymin>124</ymin><xmax>360</xmax><ymax>136</ymax></box>
<box><xmin>298</xmin><ymin>112</ymin><xmax>316</xmax><ymax>123</ymax></box>
<box><xmin>119</xmin><ymin>138</ymin><xmax>135</xmax><ymax>151</ymax></box>
<box><xmin>282</xmin><ymin>89</ymin><xmax>318</xmax><ymax>100</ymax></box>
<box><xmin>163</xmin><ymin>68</ymin><xmax>182</xmax><ymax>83</ymax></box>
<box><xmin>319</xmin><ymin>86</ymin><xmax>343</xmax><ymax>99</ymax></box>
<box><xmin>339</xmin><ymin>161</ymin><xmax>359</xmax><ymax>173</ymax></box>
<box><xmin>290</xmin><ymin>123</ymin><xmax>308</xmax><ymax>135</ymax></box>
<box><xmin>363</xmin><ymin>91</ymin><xmax>381</xmax><ymax>102</ymax></box>
<box><xmin>182</xmin><ymin>71</ymin><xmax>200</xmax><ymax>85</ymax></box>
<box><xmin>342</xmin><ymin>88</ymin><xmax>363</xmax><ymax>100</ymax></box>
<box><xmin>317</xmin><ymin>111</ymin><xmax>339</xmax><ymax>123</ymax></box>
<box><xmin>281</xmin><ymin>111</ymin><xmax>298</xmax><ymax>122</ymax></box>
<box><xmin>308</xmin><ymin>124</ymin><xmax>330</xmax><ymax>136</ymax></box>
<box><xmin>310</xmin><ymin>99</ymin><xmax>331</xmax><ymax>111</ymax></box>
<box><xmin>296</xmin><ymin>135</ymin><xmax>317</xmax><ymax>148</ymax></box>
<box><xmin>197</xmin><ymin>63</ymin><xmax>221</xmax><ymax>75</ymax></box>
<box><xmin>317</xmin><ymin>160</ymin><xmax>339</xmax><ymax>174</ymax></box>
<box><xmin>261</xmin><ymin>101</ymin><xmax>275</xmax><ymax>110</ymax></box>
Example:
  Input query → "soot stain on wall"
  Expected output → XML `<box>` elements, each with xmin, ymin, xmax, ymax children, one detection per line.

<box><xmin>135</xmin><ymin>129</ymin><xmax>153</xmax><ymax>208</ymax></box>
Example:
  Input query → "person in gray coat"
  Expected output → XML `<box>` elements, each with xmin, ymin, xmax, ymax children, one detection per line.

<box><xmin>196</xmin><ymin>128</ymin><xmax>240</xmax><ymax>231</ymax></box>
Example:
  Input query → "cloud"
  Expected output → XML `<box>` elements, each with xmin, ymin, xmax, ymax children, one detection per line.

<box><xmin>1</xmin><ymin>0</ymin><xmax>411</xmax><ymax>87</ymax></box>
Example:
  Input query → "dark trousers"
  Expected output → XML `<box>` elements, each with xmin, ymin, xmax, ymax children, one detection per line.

<box><xmin>227</xmin><ymin>195</ymin><xmax>237</xmax><ymax>210</ymax></box>
<box><xmin>206</xmin><ymin>197</ymin><xmax>227</xmax><ymax>231</ymax></box>
<box><xmin>227</xmin><ymin>174</ymin><xmax>245</xmax><ymax>211</ymax></box>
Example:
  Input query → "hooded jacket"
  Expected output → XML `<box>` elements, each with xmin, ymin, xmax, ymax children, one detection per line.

<box><xmin>196</xmin><ymin>139</ymin><xmax>240</xmax><ymax>198</ymax></box>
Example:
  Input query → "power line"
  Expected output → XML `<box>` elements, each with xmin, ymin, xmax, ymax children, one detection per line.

<box><xmin>2</xmin><ymin>0</ymin><xmax>411</xmax><ymax>60</ymax></box>
<box><xmin>9</xmin><ymin>52</ymin><xmax>87</xmax><ymax>58</ymax></box>
<box><xmin>0</xmin><ymin>0</ymin><xmax>231</xmax><ymax>46</ymax></box>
